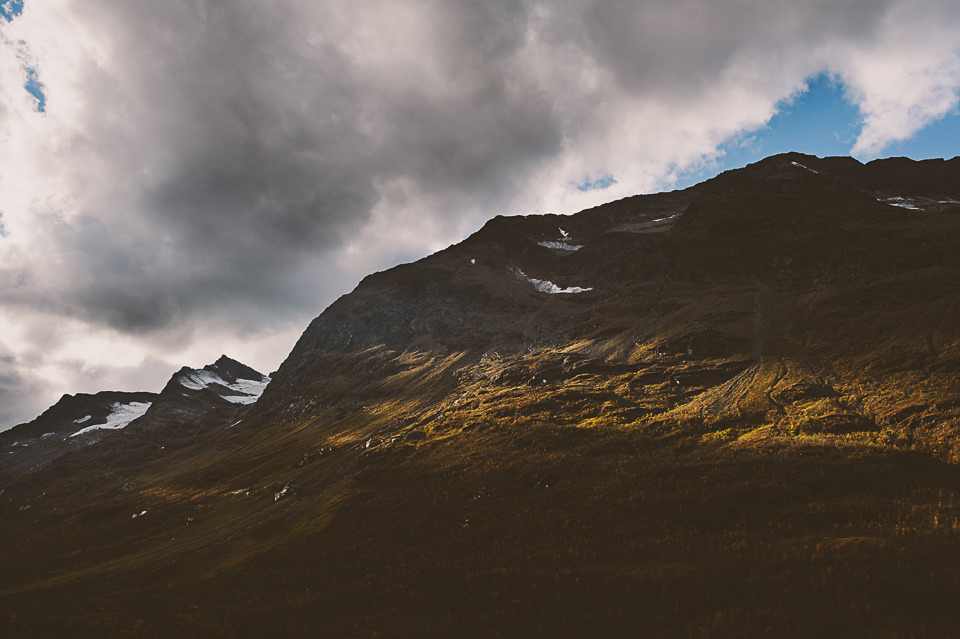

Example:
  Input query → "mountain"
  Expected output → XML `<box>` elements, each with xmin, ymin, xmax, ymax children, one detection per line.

<box><xmin>129</xmin><ymin>355</ymin><xmax>270</xmax><ymax>438</ymax></box>
<box><xmin>0</xmin><ymin>355</ymin><xmax>268</xmax><ymax>479</ymax></box>
<box><xmin>252</xmin><ymin>152</ymin><xmax>960</xmax><ymax>446</ymax></box>
<box><xmin>3</xmin><ymin>153</ymin><xmax>960</xmax><ymax>638</ymax></box>
<box><xmin>0</xmin><ymin>390</ymin><xmax>157</xmax><ymax>447</ymax></box>
<box><xmin>0</xmin><ymin>390</ymin><xmax>158</xmax><ymax>474</ymax></box>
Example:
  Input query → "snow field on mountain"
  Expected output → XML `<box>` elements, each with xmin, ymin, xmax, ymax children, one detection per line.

<box><xmin>517</xmin><ymin>269</ymin><xmax>593</xmax><ymax>294</ymax></box>
<box><xmin>538</xmin><ymin>227</ymin><xmax>583</xmax><ymax>251</ymax></box>
<box><xmin>71</xmin><ymin>402</ymin><xmax>152</xmax><ymax>437</ymax></box>
<box><xmin>178</xmin><ymin>369</ymin><xmax>270</xmax><ymax>405</ymax></box>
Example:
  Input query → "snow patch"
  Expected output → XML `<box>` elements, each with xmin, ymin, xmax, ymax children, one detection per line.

<box><xmin>74</xmin><ymin>415</ymin><xmax>92</xmax><ymax>424</ymax></box>
<box><xmin>221</xmin><ymin>376</ymin><xmax>270</xmax><ymax>404</ymax></box>
<box><xmin>71</xmin><ymin>402</ymin><xmax>152</xmax><ymax>437</ymax></box>
<box><xmin>517</xmin><ymin>270</ymin><xmax>592</xmax><ymax>294</ymax></box>
<box><xmin>651</xmin><ymin>213</ymin><xmax>680</xmax><ymax>223</ymax></box>
<box><xmin>178</xmin><ymin>368</ymin><xmax>270</xmax><ymax>405</ymax></box>
<box><xmin>878</xmin><ymin>195</ymin><xmax>960</xmax><ymax>210</ymax></box>
<box><xmin>178</xmin><ymin>369</ymin><xmax>225</xmax><ymax>391</ymax></box>
<box><xmin>880</xmin><ymin>196</ymin><xmax>921</xmax><ymax>210</ymax></box>
<box><xmin>791</xmin><ymin>161</ymin><xmax>818</xmax><ymax>174</ymax></box>
<box><xmin>538</xmin><ymin>227</ymin><xmax>582</xmax><ymax>251</ymax></box>
<box><xmin>538</xmin><ymin>240</ymin><xmax>582</xmax><ymax>251</ymax></box>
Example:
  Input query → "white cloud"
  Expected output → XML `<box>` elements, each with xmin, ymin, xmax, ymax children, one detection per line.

<box><xmin>1</xmin><ymin>0</ymin><xmax>959</xmax><ymax>428</ymax></box>
<box><xmin>836</xmin><ymin>3</ymin><xmax>960</xmax><ymax>158</ymax></box>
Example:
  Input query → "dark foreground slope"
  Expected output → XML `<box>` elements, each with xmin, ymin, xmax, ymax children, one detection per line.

<box><xmin>3</xmin><ymin>153</ymin><xmax>960</xmax><ymax>638</ymax></box>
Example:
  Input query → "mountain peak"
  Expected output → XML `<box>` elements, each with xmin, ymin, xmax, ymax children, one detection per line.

<box><xmin>205</xmin><ymin>355</ymin><xmax>266</xmax><ymax>383</ymax></box>
<box><xmin>1</xmin><ymin>355</ymin><xmax>270</xmax><ymax>467</ymax></box>
<box><xmin>145</xmin><ymin>356</ymin><xmax>271</xmax><ymax>433</ymax></box>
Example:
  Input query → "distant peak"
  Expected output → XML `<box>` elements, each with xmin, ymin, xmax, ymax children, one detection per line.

<box><xmin>206</xmin><ymin>355</ymin><xmax>265</xmax><ymax>381</ymax></box>
<box><xmin>173</xmin><ymin>356</ymin><xmax>270</xmax><ymax>406</ymax></box>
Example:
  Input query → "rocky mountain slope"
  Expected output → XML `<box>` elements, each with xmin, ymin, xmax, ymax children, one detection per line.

<box><xmin>251</xmin><ymin>152</ymin><xmax>960</xmax><ymax>457</ymax></box>
<box><xmin>133</xmin><ymin>355</ymin><xmax>270</xmax><ymax>438</ymax></box>
<box><xmin>0</xmin><ymin>391</ymin><xmax>158</xmax><ymax>474</ymax></box>
<box><xmin>3</xmin><ymin>153</ymin><xmax>960</xmax><ymax>638</ymax></box>
<box><xmin>0</xmin><ymin>355</ymin><xmax>268</xmax><ymax>476</ymax></box>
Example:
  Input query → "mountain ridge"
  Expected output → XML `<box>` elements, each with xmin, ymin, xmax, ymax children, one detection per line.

<box><xmin>0</xmin><ymin>355</ymin><xmax>268</xmax><ymax>475</ymax></box>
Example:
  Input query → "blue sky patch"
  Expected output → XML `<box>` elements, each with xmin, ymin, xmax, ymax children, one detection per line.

<box><xmin>674</xmin><ymin>73</ymin><xmax>862</xmax><ymax>189</ymax></box>
<box><xmin>24</xmin><ymin>67</ymin><xmax>45</xmax><ymax>111</ymax></box>
<box><xmin>1</xmin><ymin>1</ymin><xmax>46</xmax><ymax>111</ymax></box>
<box><xmin>672</xmin><ymin>72</ymin><xmax>960</xmax><ymax>190</ymax></box>
<box><xmin>0</xmin><ymin>0</ymin><xmax>24</xmax><ymax>21</ymax></box>
<box><xmin>576</xmin><ymin>174</ymin><xmax>617</xmax><ymax>192</ymax></box>
<box><xmin>883</xmin><ymin>109</ymin><xmax>960</xmax><ymax>160</ymax></box>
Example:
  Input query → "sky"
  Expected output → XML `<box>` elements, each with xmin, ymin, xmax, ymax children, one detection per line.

<box><xmin>1</xmin><ymin>0</ymin><xmax>959</xmax><ymax>430</ymax></box>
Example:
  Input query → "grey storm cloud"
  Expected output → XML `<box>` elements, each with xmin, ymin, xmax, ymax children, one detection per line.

<box><xmin>7</xmin><ymin>0</ymin><xmax>566</xmax><ymax>333</ymax></box>
<box><xmin>1</xmin><ymin>0</ymin><xmax>959</xmax><ymax>427</ymax></box>
<box><xmin>0</xmin><ymin>345</ymin><xmax>43</xmax><ymax>429</ymax></box>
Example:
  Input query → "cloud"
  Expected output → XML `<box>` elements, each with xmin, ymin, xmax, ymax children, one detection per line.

<box><xmin>1</xmin><ymin>0</ymin><xmax>959</xmax><ymax>428</ymax></box>
<box><xmin>838</xmin><ymin>2</ymin><xmax>960</xmax><ymax>157</ymax></box>
<box><xmin>0</xmin><ymin>343</ymin><xmax>44</xmax><ymax>428</ymax></box>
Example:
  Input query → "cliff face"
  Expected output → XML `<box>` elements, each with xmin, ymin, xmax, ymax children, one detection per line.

<box><xmin>3</xmin><ymin>153</ymin><xmax>960</xmax><ymax>638</ymax></box>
